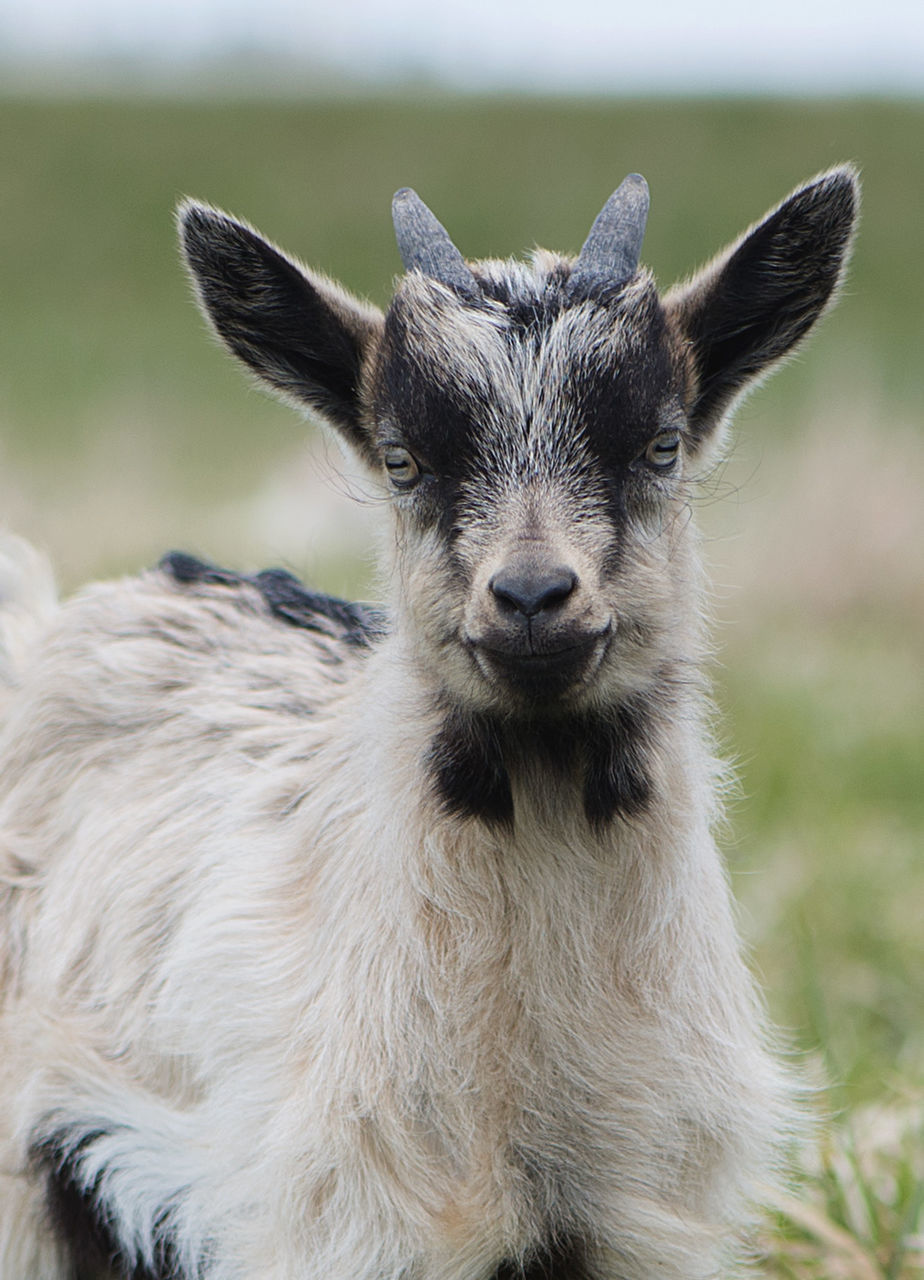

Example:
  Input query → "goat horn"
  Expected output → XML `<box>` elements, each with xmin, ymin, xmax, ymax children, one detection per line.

<box><xmin>570</xmin><ymin>174</ymin><xmax>650</xmax><ymax>295</ymax></box>
<box><xmin>392</xmin><ymin>188</ymin><xmax>479</xmax><ymax>297</ymax></box>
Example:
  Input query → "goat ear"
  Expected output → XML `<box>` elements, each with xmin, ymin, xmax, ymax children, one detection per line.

<box><xmin>663</xmin><ymin>167</ymin><xmax>859</xmax><ymax>444</ymax></box>
<box><xmin>178</xmin><ymin>201</ymin><xmax>384</xmax><ymax>462</ymax></box>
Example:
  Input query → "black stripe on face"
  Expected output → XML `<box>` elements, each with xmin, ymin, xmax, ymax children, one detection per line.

<box><xmin>33</xmin><ymin>1132</ymin><xmax>183</xmax><ymax>1280</ymax></box>
<box><xmin>373</xmin><ymin>299</ymin><xmax>501</xmax><ymax>539</ymax></box>
<box><xmin>561</xmin><ymin>293</ymin><xmax>683</xmax><ymax>476</ymax></box>
<box><xmin>374</xmin><ymin>295</ymin><xmax>498</xmax><ymax>483</ymax></box>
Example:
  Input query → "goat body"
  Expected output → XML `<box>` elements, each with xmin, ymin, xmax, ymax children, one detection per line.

<box><xmin>0</xmin><ymin>170</ymin><xmax>858</xmax><ymax>1280</ymax></box>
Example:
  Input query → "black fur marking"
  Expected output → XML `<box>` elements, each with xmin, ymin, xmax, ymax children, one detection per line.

<box><xmin>492</xmin><ymin>1236</ymin><xmax>595</xmax><ymax>1280</ymax></box>
<box><xmin>427</xmin><ymin>707</ymin><xmax>513</xmax><ymax>828</ymax></box>
<box><xmin>377</xmin><ymin>273</ymin><xmax>685</xmax><ymax>546</ymax></box>
<box><xmin>566</xmin><ymin>291</ymin><xmax>684</xmax><ymax>476</ymax></box>
<box><xmin>375</xmin><ymin>298</ymin><xmax>491</xmax><ymax>482</ymax></box>
<box><xmin>180</xmin><ymin>205</ymin><xmax>378</xmax><ymax>458</ymax></box>
<box><xmin>159</xmin><ymin>552</ymin><xmax>388</xmax><ymax>649</ymax></box>
<box><xmin>475</xmin><ymin>268</ymin><xmax>570</xmax><ymax>328</ymax></box>
<box><xmin>582</xmin><ymin>699</ymin><xmax>654</xmax><ymax>828</ymax></box>
<box><xmin>675</xmin><ymin>170</ymin><xmax>858</xmax><ymax>442</ymax></box>
<box><xmin>373</xmin><ymin>294</ymin><xmax>498</xmax><ymax>540</ymax></box>
<box><xmin>507</xmin><ymin>702</ymin><xmax>654</xmax><ymax>827</ymax></box>
<box><xmin>34</xmin><ymin>1131</ymin><xmax>182</xmax><ymax>1280</ymax></box>
<box><xmin>428</xmin><ymin>696</ymin><xmax>655</xmax><ymax>831</ymax></box>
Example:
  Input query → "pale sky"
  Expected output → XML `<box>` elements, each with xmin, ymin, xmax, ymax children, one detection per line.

<box><xmin>2</xmin><ymin>0</ymin><xmax>924</xmax><ymax>93</ymax></box>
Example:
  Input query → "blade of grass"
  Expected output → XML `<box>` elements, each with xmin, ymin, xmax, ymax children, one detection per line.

<box><xmin>886</xmin><ymin>1175</ymin><xmax>924</xmax><ymax>1280</ymax></box>
<box><xmin>768</xmin><ymin>1191</ymin><xmax>882</xmax><ymax>1280</ymax></box>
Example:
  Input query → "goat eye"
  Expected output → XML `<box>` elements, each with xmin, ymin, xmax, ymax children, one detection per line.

<box><xmin>383</xmin><ymin>446</ymin><xmax>421</xmax><ymax>490</ymax></box>
<box><xmin>645</xmin><ymin>431</ymin><xmax>681</xmax><ymax>469</ymax></box>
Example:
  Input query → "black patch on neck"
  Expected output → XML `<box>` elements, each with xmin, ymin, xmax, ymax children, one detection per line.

<box><xmin>160</xmin><ymin>551</ymin><xmax>388</xmax><ymax>649</ymax></box>
<box><xmin>492</xmin><ymin>1235</ymin><xmax>595</xmax><ymax>1280</ymax></box>
<box><xmin>427</xmin><ymin>707</ymin><xmax>513</xmax><ymax>828</ymax></box>
<box><xmin>427</xmin><ymin>695</ymin><xmax>658</xmax><ymax>831</ymax></box>
<box><xmin>582</xmin><ymin>696</ymin><xmax>655</xmax><ymax>829</ymax></box>
<box><xmin>33</xmin><ymin>1131</ymin><xmax>183</xmax><ymax>1280</ymax></box>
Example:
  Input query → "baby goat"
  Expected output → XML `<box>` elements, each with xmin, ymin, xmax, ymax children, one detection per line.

<box><xmin>0</xmin><ymin>169</ymin><xmax>857</xmax><ymax>1280</ymax></box>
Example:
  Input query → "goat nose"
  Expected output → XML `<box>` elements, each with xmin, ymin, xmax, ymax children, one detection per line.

<box><xmin>489</xmin><ymin>565</ymin><xmax>578</xmax><ymax>619</ymax></box>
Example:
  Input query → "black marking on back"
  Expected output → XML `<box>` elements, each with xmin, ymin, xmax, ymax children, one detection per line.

<box><xmin>160</xmin><ymin>551</ymin><xmax>388</xmax><ymax>649</ymax></box>
<box><xmin>427</xmin><ymin>707</ymin><xmax>513</xmax><ymax>828</ymax></box>
<box><xmin>34</xmin><ymin>1132</ymin><xmax>181</xmax><ymax>1280</ymax></box>
<box><xmin>492</xmin><ymin>1235</ymin><xmax>595</xmax><ymax>1280</ymax></box>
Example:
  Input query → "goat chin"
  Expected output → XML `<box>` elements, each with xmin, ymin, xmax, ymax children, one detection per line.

<box><xmin>0</xmin><ymin>166</ymin><xmax>858</xmax><ymax>1280</ymax></box>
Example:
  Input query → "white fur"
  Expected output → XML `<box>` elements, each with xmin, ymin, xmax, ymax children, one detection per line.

<box><xmin>0</xmin><ymin>548</ymin><xmax>796</xmax><ymax>1280</ymax></box>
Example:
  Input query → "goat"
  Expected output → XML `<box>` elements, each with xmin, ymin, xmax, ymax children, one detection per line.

<box><xmin>0</xmin><ymin>168</ymin><xmax>858</xmax><ymax>1280</ymax></box>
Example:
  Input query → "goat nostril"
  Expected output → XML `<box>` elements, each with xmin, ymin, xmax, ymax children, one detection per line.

<box><xmin>489</xmin><ymin>567</ymin><xmax>578</xmax><ymax>619</ymax></box>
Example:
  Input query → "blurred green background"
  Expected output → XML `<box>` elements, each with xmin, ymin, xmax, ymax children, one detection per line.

<box><xmin>0</xmin><ymin>95</ymin><xmax>921</xmax><ymax>1116</ymax></box>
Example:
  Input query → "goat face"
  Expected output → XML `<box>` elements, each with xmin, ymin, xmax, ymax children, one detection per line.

<box><xmin>179</xmin><ymin>169</ymin><xmax>857</xmax><ymax>727</ymax></box>
<box><xmin>371</xmin><ymin>263</ymin><xmax>694</xmax><ymax>718</ymax></box>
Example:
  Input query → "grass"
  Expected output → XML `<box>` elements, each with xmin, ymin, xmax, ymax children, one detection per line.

<box><xmin>758</xmin><ymin>1091</ymin><xmax>924</xmax><ymax>1277</ymax></box>
<box><xmin>0</xmin><ymin>93</ymin><xmax>922</xmax><ymax>1272</ymax></box>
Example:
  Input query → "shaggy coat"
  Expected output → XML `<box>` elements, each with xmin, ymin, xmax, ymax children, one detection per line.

<box><xmin>0</xmin><ymin>169</ymin><xmax>858</xmax><ymax>1280</ymax></box>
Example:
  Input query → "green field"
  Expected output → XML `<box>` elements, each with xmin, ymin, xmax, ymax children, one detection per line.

<box><xmin>1</xmin><ymin>95</ymin><xmax>922</xmax><ymax>1273</ymax></box>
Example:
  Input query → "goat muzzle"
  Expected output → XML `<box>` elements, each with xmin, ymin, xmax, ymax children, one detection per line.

<box><xmin>467</xmin><ymin>622</ymin><xmax>611</xmax><ymax>702</ymax></box>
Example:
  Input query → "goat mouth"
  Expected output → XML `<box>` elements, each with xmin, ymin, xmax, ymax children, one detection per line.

<box><xmin>468</xmin><ymin>630</ymin><xmax>610</xmax><ymax>698</ymax></box>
